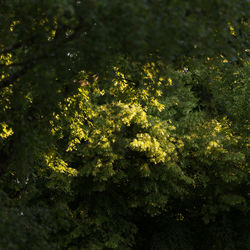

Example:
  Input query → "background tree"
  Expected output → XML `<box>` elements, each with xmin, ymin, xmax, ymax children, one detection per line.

<box><xmin>0</xmin><ymin>0</ymin><xmax>249</xmax><ymax>249</ymax></box>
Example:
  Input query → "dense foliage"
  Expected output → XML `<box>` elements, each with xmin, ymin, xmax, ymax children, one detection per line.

<box><xmin>0</xmin><ymin>0</ymin><xmax>249</xmax><ymax>249</ymax></box>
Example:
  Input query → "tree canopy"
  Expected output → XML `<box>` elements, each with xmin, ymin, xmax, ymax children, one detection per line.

<box><xmin>0</xmin><ymin>0</ymin><xmax>249</xmax><ymax>249</ymax></box>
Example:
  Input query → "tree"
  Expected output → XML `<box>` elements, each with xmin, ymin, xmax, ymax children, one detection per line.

<box><xmin>0</xmin><ymin>0</ymin><xmax>249</xmax><ymax>249</ymax></box>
